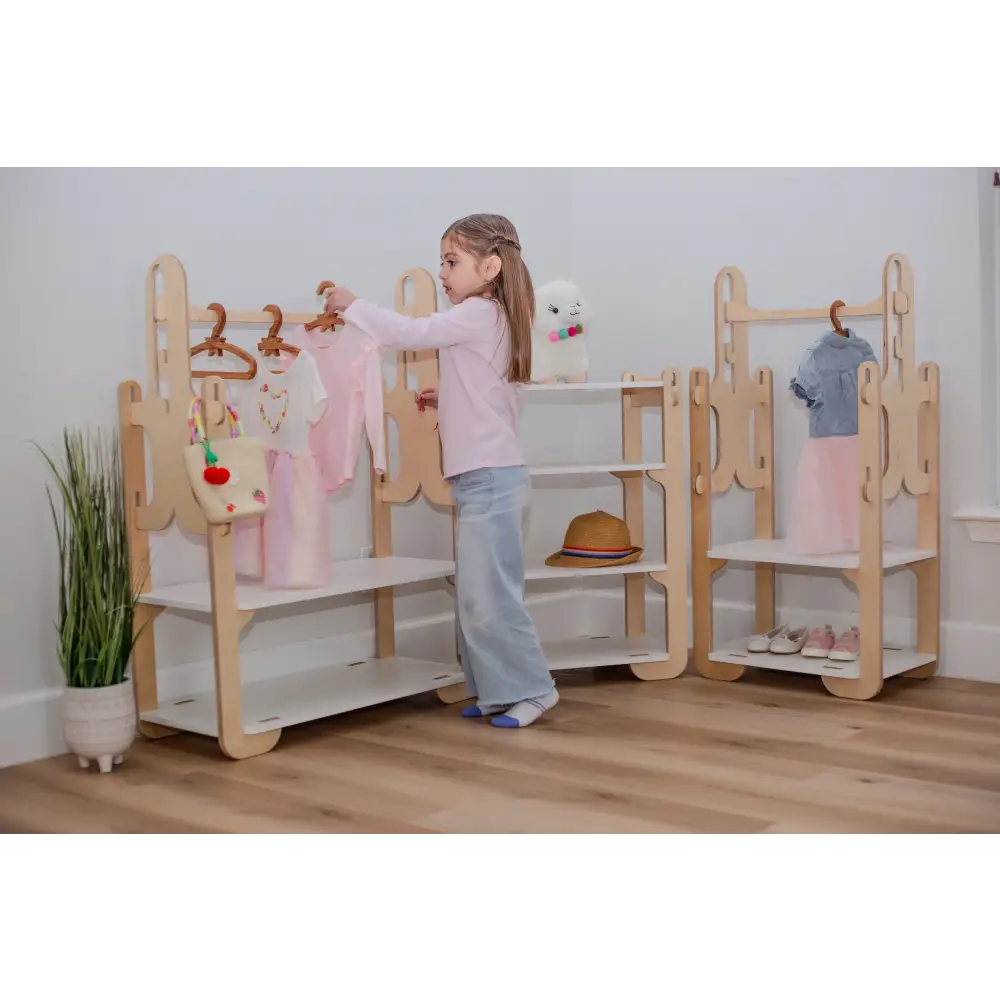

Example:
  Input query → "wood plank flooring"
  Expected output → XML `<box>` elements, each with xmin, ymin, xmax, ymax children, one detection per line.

<box><xmin>2</xmin><ymin>668</ymin><xmax>1000</xmax><ymax>833</ymax></box>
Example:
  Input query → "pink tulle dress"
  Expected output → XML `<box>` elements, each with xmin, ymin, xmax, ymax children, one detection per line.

<box><xmin>786</xmin><ymin>330</ymin><xmax>876</xmax><ymax>556</ymax></box>
<box><xmin>234</xmin><ymin>350</ymin><xmax>330</xmax><ymax>588</ymax></box>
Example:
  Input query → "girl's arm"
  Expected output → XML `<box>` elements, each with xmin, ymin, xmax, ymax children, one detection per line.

<box><xmin>343</xmin><ymin>297</ymin><xmax>493</xmax><ymax>352</ymax></box>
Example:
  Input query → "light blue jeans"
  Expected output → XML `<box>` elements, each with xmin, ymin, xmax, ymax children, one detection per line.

<box><xmin>449</xmin><ymin>465</ymin><xmax>555</xmax><ymax>711</ymax></box>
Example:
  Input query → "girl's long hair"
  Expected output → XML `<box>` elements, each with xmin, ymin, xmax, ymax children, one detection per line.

<box><xmin>442</xmin><ymin>213</ymin><xmax>534</xmax><ymax>383</ymax></box>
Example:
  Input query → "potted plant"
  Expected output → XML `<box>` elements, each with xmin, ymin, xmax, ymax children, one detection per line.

<box><xmin>37</xmin><ymin>429</ymin><xmax>146</xmax><ymax>773</ymax></box>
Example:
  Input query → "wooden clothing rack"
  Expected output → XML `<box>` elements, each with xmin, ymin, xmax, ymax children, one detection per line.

<box><xmin>689</xmin><ymin>252</ymin><xmax>940</xmax><ymax>700</ymax></box>
<box><xmin>119</xmin><ymin>255</ymin><xmax>461</xmax><ymax>760</ymax></box>
<box><xmin>119</xmin><ymin>255</ymin><xmax>688</xmax><ymax>760</ymax></box>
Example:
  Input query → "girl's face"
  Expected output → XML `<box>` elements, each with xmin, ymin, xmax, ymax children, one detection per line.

<box><xmin>439</xmin><ymin>236</ymin><xmax>499</xmax><ymax>304</ymax></box>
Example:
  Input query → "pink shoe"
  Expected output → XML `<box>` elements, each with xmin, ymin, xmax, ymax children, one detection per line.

<box><xmin>828</xmin><ymin>626</ymin><xmax>860</xmax><ymax>661</ymax></box>
<box><xmin>801</xmin><ymin>625</ymin><xmax>836</xmax><ymax>658</ymax></box>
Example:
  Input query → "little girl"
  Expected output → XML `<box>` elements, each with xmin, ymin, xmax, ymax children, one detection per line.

<box><xmin>324</xmin><ymin>213</ymin><xmax>558</xmax><ymax>728</ymax></box>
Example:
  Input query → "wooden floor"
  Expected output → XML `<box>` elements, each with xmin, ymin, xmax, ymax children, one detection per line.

<box><xmin>3</xmin><ymin>667</ymin><xmax>1000</xmax><ymax>833</ymax></box>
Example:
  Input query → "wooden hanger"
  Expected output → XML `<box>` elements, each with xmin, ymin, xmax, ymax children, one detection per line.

<box><xmin>257</xmin><ymin>304</ymin><xmax>299</xmax><ymax>359</ymax></box>
<box><xmin>190</xmin><ymin>303</ymin><xmax>258</xmax><ymax>380</ymax></box>
<box><xmin>304</xmin><ymin>280</ymin><xmax>346</xmax><ymax>332</ymax></box>
<box><xmin>830</xmin><ymin>300</ymin><xmax>848</xmax><ymax>336</ymax></box>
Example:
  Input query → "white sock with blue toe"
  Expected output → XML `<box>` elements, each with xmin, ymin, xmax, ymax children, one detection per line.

<box><xmin>491</xmin><ymin>689</ymin><xmax>559</xmax><ymax>728</ymax></box>
<box><xmin>461</xmin><ymin>704</ymin><xmax>509</xmax><ymax>719</ymax></box>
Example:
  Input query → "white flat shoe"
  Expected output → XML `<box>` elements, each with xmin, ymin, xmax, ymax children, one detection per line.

<box><xmin>769</xmin><ymin>626</ymin><xmax>809</xmax><ymax>654</ymax></box>
<box><xmin>747</xmin><ymin>625</ymin><xmax>789</xmax><ymax>653</ymax></box>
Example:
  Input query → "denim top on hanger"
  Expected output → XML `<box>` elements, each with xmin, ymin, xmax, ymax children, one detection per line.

<box><xmin>789</xmin><ymin>329</ymin><xmax>877</xmax><ymax>438</ymax></box>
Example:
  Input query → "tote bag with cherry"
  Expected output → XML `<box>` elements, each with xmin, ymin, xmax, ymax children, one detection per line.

<box><xmin>183</xmin><ymin>396</ymin><xmax>270</xmax><ymax>524</ymax></box>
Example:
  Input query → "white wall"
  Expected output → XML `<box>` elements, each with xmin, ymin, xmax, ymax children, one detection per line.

<box><xmin>975</xmin><ymin>167</ymin><xmax>999</xmax><ymax>504</ymax></box>
<box><xmin>1</xmin><ymin>167</ymin><xmax>993</xmax><ymax>766</ymax></box>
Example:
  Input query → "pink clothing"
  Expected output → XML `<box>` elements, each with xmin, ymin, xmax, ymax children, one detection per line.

<box><xmin>235</xmin><ymin>451</ymin><xmax>330</xmax><ymax>589</ymax></box>
<box><xmin>235</xmin><ymin>351</ymin><xmax>331</xmax><ymax>588</ymax></box>
<box><xmin>344</xmin><ymin>296</ymin><xmax>525</xmax><ymax>479</ymax></box>
<box><xmin>289</xmin><ymin>323</ymin><xmax>387</xmax><ymax>492</ymax></box>
<box><xmin>786</xmin><ymin>435</ymin><xmax>860</xmax><ymax>555</ymax></box>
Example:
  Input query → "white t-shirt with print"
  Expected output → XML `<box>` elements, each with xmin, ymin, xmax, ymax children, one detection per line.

<box><xmin>241</xmin><ymin>350</ymin><xmax>328</xmax><ymax>456</ymax></box>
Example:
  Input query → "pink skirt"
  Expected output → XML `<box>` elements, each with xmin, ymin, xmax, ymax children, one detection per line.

<box><xmin>235</xmin><ymin>451</ymin><xmax>330</xmax><ymax>589</ymax></box>
<box><xmin>786</xmin><ymin>435</ymin><xmax>859</xmax><ymax>555</ymax></box>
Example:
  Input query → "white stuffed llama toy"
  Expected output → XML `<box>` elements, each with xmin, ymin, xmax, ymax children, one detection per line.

<box><xmin>530</xmin><ymin>279</ymin><xmax>590</xmax><ymax>383</ymax></box>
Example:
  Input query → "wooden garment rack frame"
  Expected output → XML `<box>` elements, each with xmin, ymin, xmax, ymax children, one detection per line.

<box><xmin>689</xmin><ymin>252</ymin><xmax>940</xmax><ymax>700</ymax></box>
<box><xmin>119</xmin><ymin>255</ymin><xmax>460</xmax><ymax>760</ymax></box>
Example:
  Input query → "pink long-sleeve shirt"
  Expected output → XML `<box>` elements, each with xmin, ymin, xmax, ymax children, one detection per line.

<box><xmin>344</xmin><ymin>295</ymin><xmax>525</xmax><ymax>480</ymax></box>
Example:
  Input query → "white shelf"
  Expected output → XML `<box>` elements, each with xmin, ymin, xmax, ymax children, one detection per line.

<box><xmin>139</xmin><ymin>556</ymin><xmax>456</xmax><ymax>614</ymax></box>
<box><xmin>523</xmin><ymin>381</ymin><xmax>664</xmax><ymax>392</ymax></box>
<box><xmin>528</xmin><ymin>461</ymin><xmax>665</xmax><ymax>476</ymax></box>
<box><xmin>526</xmin><ymin>560</ymin><xmax>667</xmax><ymax>580</ymax></box>
<box><xmin>544</xmin><ymin>635</ymin><xmax>668</xmax><ymax>671</ymax></box>
<box><xmin>141</xmin><ymin>637</ymin><xmax>670</xmax><ymax>738</ymax></box>
<box><xmin>709</xmin><ymin>636</ymin><xmax>935</xmax><ymax>681</ymax></box>
<box><xmin>707</xmin><ymin>538</ymin><xmax>936</xmax><ymax>570</ymax></box>
<box><xmin>141</xmin><ymin>656</ymin><xmax>465</xmax><ymax>736</ymax></box>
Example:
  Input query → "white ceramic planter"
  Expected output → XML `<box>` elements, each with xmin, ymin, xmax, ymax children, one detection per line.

<box><xmin>63</xmin><ymin>678</ymin><xmax>136</xmax><ymax>773</ymax></box>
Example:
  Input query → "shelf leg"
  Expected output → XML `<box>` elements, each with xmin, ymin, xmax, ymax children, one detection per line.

<box><xmin>207</xmin><ymin>524</ymin><xmax>281</xmax><ymax>760</ymax></box>
<box><xmin>905</xmin><ymin>558</ymin><xmax>939</xmax><ymax>679</ymax></box>
<box><xmin>437</xmin><ymin>682</ymin><xmax>470</xmax><ymax>704</ymax></box>
<box><xmin>697</xmin><ymin>558</ymin><xmax>742</xmax><ymax>681</ymax></box>
<box><xmin>371</xmin><ymin>456</ymin><xmax>396</xmax><ymax>659</ymax></box>
<box><xmin>638</xmin><ymin>570</ymin><xmax>686</xmax><ymax>680</ymax></box>
<box><xmin>907</xmin><ymin>374</ymin><xmax>940</xmax><ymax>679</ymax></box>
<box><xmin>131</xmin><ymin>604</ymin><xmax>176</xmax><ymax>740</ymax></box>
<box><xmin>690</xmin><ymin>369</ymin><xmax>743</xmax><ymax>682</ymax></box>
<box><xmin>120</xmin><ymin>380</ymin><xmax>176</xmax><ymax>740</ymax></box>
<box><xmin>753</xmin><ymin>379</ymin><xmax>776</xmax><ymax>636</ymax></box>
<box><xmin>619</xmin><ymin>374</ymin><xmax>647</xmax><ymax>641</ymax></box>
<box><xmin>824</xmin><ymin>363</ymin><xmax>884</xmax><ymax>701</ymax></box>
<box><xmin>639</xmin><ymin>374</ymin><xmax>688</xmax><ymax>682</ymax></box>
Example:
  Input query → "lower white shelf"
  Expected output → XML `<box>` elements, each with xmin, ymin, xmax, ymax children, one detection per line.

<box><xmin>709</xmin><ymin>636</ymin><xmax>935</xmax><ymax>680</ymax></box>
<box><xmin>141</xmin><ymin>657</ymin><xmax>465</xmax><ymax>737</ymax></box>
<box><xmin>544</xmin><ymin>635</ymin><xmax>668</xmax><ymax>671</ymax></box>
<box><xmin>141</xmin><ymin>637</ymin><xmax>668</xmax><ymax>738</ymax></box>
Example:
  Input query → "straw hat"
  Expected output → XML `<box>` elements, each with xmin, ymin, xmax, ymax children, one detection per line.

<box><xmin>545</xmin><ymin>510</ymin><xmax>643</xmax><ymax>568</ymax></box>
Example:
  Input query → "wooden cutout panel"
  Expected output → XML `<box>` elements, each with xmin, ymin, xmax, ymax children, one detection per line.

<box><xmin>880</xmin><ymin>254</ymin><xmax>930</xmax><ymax>500</ymax></box>
<box><xmin>380</xmin><ymin>268</ymin><xmax>451</xmax><ymax>507</ymax></box>
<box><xmin>130</xmin><ymin>255</ymin><xmax>207</xmax><ymax>536</ymax></box>
<box><xmin>708</xmin><ymin>268</ymin><xmax>771</xmax><ymax>493</ymax></box>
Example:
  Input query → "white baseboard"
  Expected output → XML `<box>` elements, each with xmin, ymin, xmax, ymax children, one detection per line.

<box><xmin>3</xmin><ymin>588</ymin><xmax>997</xmax><ymax>768</ymax></box>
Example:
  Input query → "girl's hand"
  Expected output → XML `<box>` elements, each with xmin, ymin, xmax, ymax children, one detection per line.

<box><xmin>416</xmin><ymin>389</ymin><xmax>438</xmax><ymax>411</ymax></box>
<box><xmin>325</xmin><ymin>286</ymin><xmax>357</xmax><ymax>313</ymax></box>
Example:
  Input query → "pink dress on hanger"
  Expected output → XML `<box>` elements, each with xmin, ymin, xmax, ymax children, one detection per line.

<box><xmin>786</xmin><ymin>329</ymin><xmax>877</xmax><ymax>555</ymax></box>
<box><xmin>289</xmin><ymin>322</ymin><xmax>387</xmax><ymax>492</ymax></box>
<box><xmin>235</xmin><ymin>350</ymin><xmax>330</xmax><ymax>588</ymax></box>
